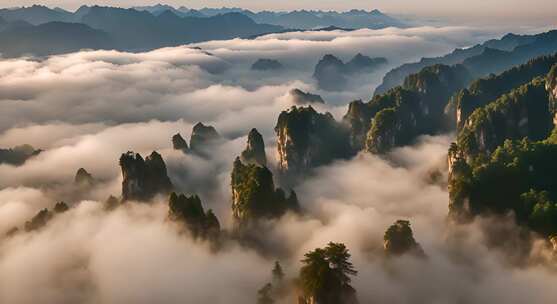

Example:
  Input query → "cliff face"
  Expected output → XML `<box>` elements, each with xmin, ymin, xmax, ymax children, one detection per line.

<box><xmin>275</xmin><ymin>106</ymin><xmax>352</xmax><ymax>177</ymax></box>
<box><xmin>0</xmin><ymin>144</ymin><xmax>41</xmax><ymax>166</ymax></box>
<box><xmin>450</xmin><ymin>54</ymin><xmax>557</xmax><ymax>130</ymax></box>
<box><xmin>346</xmin><ymin>64</ymin><xmax>471</xmax><ymax>154</ymax></box>
<box><xmin>120</xmin><ymin>151</ymin><xmax>173</xmax><ymax>202</ymax></box>
<box><xmin>289</xmin><ymin>88</ymin><xmax>325</xmax><ymax>105</ymax></box>
<box><xmin>456</xmin><ymin>77</ymin><xmax>552</xmax><ymax>158</ymax></box>
<box><xmin>189</xmin><ymin>122</ymin><xmax>220</xmax><ymax>156</ymax></box>
<box><xmin>547</xmin><ymin>64</ymin><xmax>557</xmax><ymax>121</ymax></box>
<box><xmin>172</xmin><ymin>133</ymin><xmax>189</xmax><ymax>153</ymax></box>
<box><xmin>447</xmin><ymin>66</ymin><xmax>557</xmax><ymax>238</ymax></box>
<box><xmin>75</xmin><ymin>167</ymin><xmax>94</xmax><ymax>186</ymax></box>
<box><xmin>168</xmin><ymin>192</ymin><xmax>220</xmax><ymax>240</ymax></box>
<box><xmin>231</xmin><ymin>157</ymin><xmax>299</xmax><ymax>227</ymax></box>
<box><xmin>240</xmin><ymin>128</ymin><xmax>267</xmax><ymax>167</ymax></box>
<box><xmin>383</xmin><ymin>220</ymin><xmax>424</xmax><ymax>256</ymax></box>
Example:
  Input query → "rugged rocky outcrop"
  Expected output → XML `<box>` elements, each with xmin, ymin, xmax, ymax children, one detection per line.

<box><xmin>298</xmin><ymin>242</ymin><xmax>359</xmax><ymax>304</ymax></box>
<box><xmin>119</xmin><ymin>151</ymin><xmax>173</xmax><ymax>202</ymax></box>
<box><xmin>74</xmin><ymin>168</ymin><xmax>95</xmax><ymax>186</ymax></box>
<box><xmin>53</xmin><ymin>201</ymin><xmax>69</xmax><ymax>213</ymax></box>
<box><xmin>0</xmin><ymin>144</ymin><xmax>41</xmax><ymax>166</ymax></box>
<box><xmin>548</xmin><ymin>64</ymin><xmax>557</xmax><ymax>115</ymax></box>
<box><xmin>172</xmin><ymin>133</ymin><xmax>189</xmax><ymax>153</ymax></box>
<box><xmin>383</xmin><ymin>220</ymin><xmax>424</xmax><ymax>256</ymax></box>
<box><xmin>447</xmin><ymin>66</ymin><xmax>557</xmax><ymax>239</ymax></box>
<box><xmin>448</xmin><ymin>54</ymin><xmax>557</xmax><ymax>130</ymax></box>
<box><xmin>345</xmin><ymin>64</ymin><xmax>472</xmax><ymax>154</ymax></box>
<box><xmin>231</xmin><ymin>157</ymin><xmax>299</xmax><ymax>227</ymax></box>
<box><xmin>313</xmin><ymin>54</ymin><xmax>347</xmax><ymax>91</ymax></box>
<box><xmin>456</xmin><ymin>77</ymin><xmax>552</xmax><ymax>158</ymax></box>
<box><xmin>189</xmin><ymin>122</ymin><xmax>221</xmax><ymax>156</ymax></box>
<box><xmin>374</xmin><ymin>30</ymin><xmax>556</xmax><ymax>95</ymax></box>
<box><xmin>313</xmin><ymin>53</ymin><xmax>386</xmax><ymax>91</ymax></box>
<box><xmin>24</xmin><ymin>202</ymin><xmax>68</xmax><ymax>232</ymax></box>
<box><xmin>240</xmin><ymin>128</ymin><xmax>267</xmax><ymax>167</ymax></box>
<box><xmin>276</xmin><ymin>106</ymin><xmax>353</xmax><ymax>177</ymax></box>
<box><xmin>251</xmin><ymin>58</ymin><xmax>283</xmax><ymax>71</ymax></box>
<box><xmin>289</xmin><ymin>88</ymin><xmax>325</xmax><ymax>105</ymax></box>
<box><xmin>168</xmin><ymin>192</ymin><xmax>220</xmax><ymax>239</ymax></box>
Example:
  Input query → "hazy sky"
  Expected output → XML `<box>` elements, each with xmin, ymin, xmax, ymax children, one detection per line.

<box><xmin>2</xmin><ymin>0</ymin><xmax>557</xmax><ymax>23</ymax></box>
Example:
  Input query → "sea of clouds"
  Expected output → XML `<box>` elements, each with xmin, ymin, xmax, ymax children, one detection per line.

<box><xmin>1</xmin><ymin>26</ymin><xmax>556</xmax><ymax>304</ymax></box>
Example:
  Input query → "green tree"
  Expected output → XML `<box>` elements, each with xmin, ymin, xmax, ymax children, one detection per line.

<box><xmin>257</xmin><ymin>283</ymin><xmax>275</xmax><ymax>304</ymax></box>
<box><xmin>299</xmin><ymin>242</ymin><xmax>358</xmax><ymax>304</ymax></box>
<box><xmin>272</xmin><ymin>261</ymin><xmax>284</xmax><ymax>283</ymax></box>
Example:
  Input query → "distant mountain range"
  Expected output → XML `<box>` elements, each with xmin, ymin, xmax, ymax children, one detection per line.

<box><xmin>133</xmin><ymin>5</ymin><xmax>406</xmax><ymax>29</ymax></box>
<box><xmin>374</xmin><ymin>32</ymin><xmax>544</xmax><ymax>95</ymax></box>
<box><xmin>0</xmin><ymin>5</ymin><xmax>404</xmax><ymax>57</ymax></box>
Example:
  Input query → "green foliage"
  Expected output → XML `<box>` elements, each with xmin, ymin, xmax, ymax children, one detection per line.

<box><xmin>168</xmin><ymin>192</ymin><xmax>220</xmax><ymax>239</ymax></box>
<box><xmin>383</xmin><ymin>220</ymin><xmax>423</xmax><ymax>256</ymax></box>
<box><xmin>452</xmin><ymin>53</ymin><xmax>557</xmax><ymax>129</ymax></box>
<box><xmin>257</xmin><ymin>283</ymin><xmax>275</xmax><ymax>304</ymax></box>
<box><xmin>457</xmin><ymin>77</ymin><xmax>552</xmax><ymax>157</ymax></box>
<box><xmin>53</xmin><ymin>202</ymin><xmax>69</xmax><ymax>213</ymax></box>
<box><xmin>119</xmin><ymin>151</ymin><xmax>173</xmax><ymax>202</ymax></box>
<box><xmin>299</xmin><ymin>242</ymin><xmax>357</xmax><ymax>304</ymax></box>
<box><xmin>24</xmin><ymin>209</ymin><xmax>52</xmax><ymax>232</ymax></box>
<box><xmin>276</xmin><ymin>106</ymin><xmax>353</xmax><ymax>174</ymax></box>
<box><xmin>449</xmin><ymin>137</ymin><xmax>557</xmax><ymax>236</ymax></box>
<box><xmin>272</xmin><ymin>261</ymin><xmax>284</xmax><ymax>283</ymax></box>
<box><xmin>231</xmin><ymin>157</ymin><xmax>300</xmax><ymax>225</ymax></box>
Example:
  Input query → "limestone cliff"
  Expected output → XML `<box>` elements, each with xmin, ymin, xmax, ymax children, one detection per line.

<box><xmin>168</xmin><ymin>192</ymin><xmax>220</xmax><ymax>240</ymax></box>
<box><xmin>189</xmin><ymin>122</ymin><xmax>221</xmax><ymax>156</ymax></box>
<box><xmin>74</xmin><ymin>168</ymin><xmax>94</xmax><ymax>186</ymax></box>
<box><xmin>119</xmin><ymin>151</ymin><xmax>173</xmax><ymax>202</ymax></box>
<box><xmin>240</xmin><ymin>128</ymin><xmax>267</xmax><ymax>167</ymax></box>
<box><xmin>275</xmin><ymin>106</ymin><xmax>352</xmax><ymax>177</ymax></box>
<box><xmin>231</xmin><ymin>157</ymin><xmax>299</xmax><ymax>227</ymax></box>
<box><xmin>383</xmin><ymin>220</ymin><xmax>424</xmax><ymax>256</ymax></box>
<box><xmin>172</xmin><ymin>133</ymin><xmax>189</xmax><ymax>153</ymax></box>
<box><xmin>289</xmin><ymin>88</ymin><xmax>325</xmax><ymax>105</ymax></box>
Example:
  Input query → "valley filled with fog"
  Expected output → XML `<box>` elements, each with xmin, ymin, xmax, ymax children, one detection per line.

<box><xmin>1</xmin><ymin>11</ymin><xmax>557</xmax><ymax>304</ymax></box>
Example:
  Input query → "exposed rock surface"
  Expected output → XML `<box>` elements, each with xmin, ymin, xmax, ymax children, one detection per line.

<box><xmin>172</xmin><ymin>133</ymin><xmax>189</xmax><ymax>153</ymax></box>
<box><xmin>0</xmin><ymin>144</ymin><xmax>41</xmax><ymax>166</ymax></box>
<box><xmin>289</xmin><ymin>88</ymin><xmax>325</xmax><ymax>105</ymax></box>
<box><xmin>275</xmin><ymin>106</ymin><xmax>353</xmax><ymax>177</ymax></box>
<box><xmin>24</xmin><ymin>202</ymin><xmax>68</xmax><ymax>232</ymax></box>
<box><xmin>344</xmin><ymin>64</ymin><xmax>472</xmax><ymax>153</ymax></box>
<box><xmin>456</xmin><ymin>77</ymin><xmax>552</xmax><ymax>158</ymax></box>
<box><xmin>74</xmin><ymin>167</ymin><xmax>94</xmax><ymax>186</ymax></box>
<box><xmin>383</xmin><ymin>220</ymin><xmax>424</xmax><ymax>256</ymax></box>
<box><xmin>447</xmin><ymin>65</ymin><xmax>557</xmax><ymax>239</ymax></box>
<box><xmin>231</xmin><ymin>157</ymin><xmax>299</xmax><ymax>227</ymax></box>
<box><xmin>189</xmin><ymin>122</ymin><xmax>221</xmax><ymax>156</ymax></box>
<box><xmin>168</xmin><ymin>192</ymin><xmax>220</xmax><ymax>239</ymax></box>
<box><xmin>448</xmin><ymin>54</ymin><xmax>557</xmax><ymax>130</ymax></box>
<box><xmin>119</xmin><ymin>151</ymin><xmax>173</xmax><ymax>202</ymax></box>
<box><xmin>251</xmin><ymin>58</ymin><xmax>283</xmax><ymax>71</ymax></box>
<box><xmin>240</xmin><ymin>128</ymin><xmax>267</xmax><ymax>167</ymax></box>
<box><xmin>548</xmin><ymin>64</ymin><xmax>557</xmax><ymax>116</ymax></box>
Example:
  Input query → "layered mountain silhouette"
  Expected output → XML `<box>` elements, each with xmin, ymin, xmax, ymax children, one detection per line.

<box><xmin>134</xmin><ymin>6</ymin><xmax>405</xmax><ymax>29</ymax></box>
<box><xmin>375</xmin><ymin>31</ymin><xmax>554</xmax><ymax>95</ymax></box>
<box><xmin>0</xmin><ymin>5</ymin><xmax>283</xmax><ymax>57</ymax></box>
<box><xmin>0</xmin><ymin>5</ymin><xmax>404</xmax><ymax>58</ymax></box>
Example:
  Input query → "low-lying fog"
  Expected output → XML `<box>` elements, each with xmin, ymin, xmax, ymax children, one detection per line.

<box><xmin>1</xmin><ymin>25</ymin><xmax>556</xmax><ymax>304</ymax></box>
